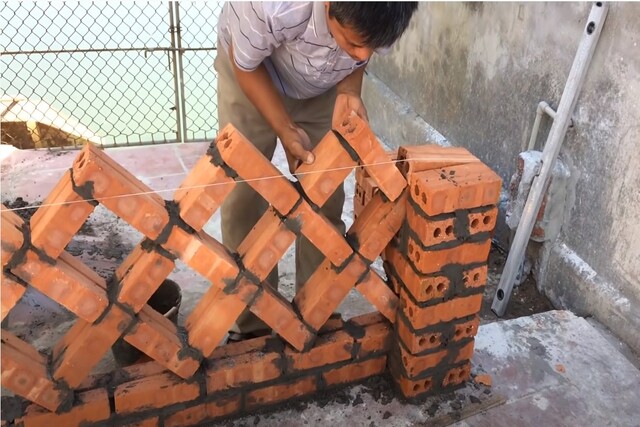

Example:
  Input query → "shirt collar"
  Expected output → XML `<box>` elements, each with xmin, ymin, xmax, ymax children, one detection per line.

<box><xmin>312</xmin><ymin>2</ymin><xmax>332</xmax><ymax>40</ymax></box>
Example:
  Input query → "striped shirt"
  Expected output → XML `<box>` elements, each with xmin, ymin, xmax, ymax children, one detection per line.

<box><xmin>218</xmin><ymin>2</ymin><xmax>369</xmax><ymax>100</ymax></box>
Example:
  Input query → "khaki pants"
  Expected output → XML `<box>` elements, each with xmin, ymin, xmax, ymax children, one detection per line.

<box><xmin>214</xmin><ymin>47</ymin><xmax>346</xmax><ymax>334</ymax></box>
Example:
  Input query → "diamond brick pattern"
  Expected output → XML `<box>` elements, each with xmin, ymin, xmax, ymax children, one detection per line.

<box><xmin>1</xmin><ymin>119</ymin><xmax>502</xmax><ymax>425</ymax></box>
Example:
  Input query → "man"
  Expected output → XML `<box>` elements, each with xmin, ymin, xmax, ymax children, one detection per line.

<box><xmin>216</xmin><ymin>2</ymin><xmax>418</xmax><ymax>341</ymax></box>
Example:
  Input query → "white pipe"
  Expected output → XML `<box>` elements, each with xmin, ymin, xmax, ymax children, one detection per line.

<box><xmin>528</xmin><ymin>101</ymin><xmax>575</xmax><ymax>151</ymax></box>
<box><xmin>492</xmin><ymin>2</ymin><xmax>609</xmax><ymax>317</ymax></box>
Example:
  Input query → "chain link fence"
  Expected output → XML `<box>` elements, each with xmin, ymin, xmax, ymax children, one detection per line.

<box><xmin>1</xmin><ymin>1</ymin><xmax>222</xmax><ymax>149</ymax></box>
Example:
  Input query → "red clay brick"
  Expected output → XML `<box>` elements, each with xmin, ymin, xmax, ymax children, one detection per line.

<box><xmin>396</xmin><ymin>316</ymin><xmax>443</xmax><ymax>355</ymax></box>
<box><xmin>355</xmin><ymin>270</ymin><xmax>398</xmax><ymax>323</ymax></box>
<box><xmin>238</xmin><ymin>207</ymin><xmax>295</xmax><ymax>282</ymax></box>
<box><xmin>394</xmin><ymin>340</ymin><xmax>475</xmax><ymax>379</ymax></box>
<box><xmin>385</xmin><ymin>246</ymin><xmax>450</xmax><ymax>303</ymax></box>
<box><xmin>357</xmin><ymin>322</ymin><xmax>392</xmax><ymax>357</ymax></box>
<box><xmin>353</xmin><ymin>181</ymin><xmax>367</xmax><ymax>219</ymax></box>
<box><xmin>348</xmin><ymin>311</ymin><xmax>388</xmax><ymax>327</ymax></box>
<box><xmin>114</xmin><ymin>372</ymin><xmax>200</xmax><ymax>414</ymax></box>
<box><xmin>174</xmin><ymin>154</ymin><xmax>236</xmax><ymax>231</ymax></box>
<box><xmin>250</xmin><ymin>286</ymin><xmax>314</xmax><ymax>351</ymax></box>
<box><xmin>30</xmin><ymin>169</ymin><xmax>95</xmax><ymax>259</ymax></box>
<box><xmin>18</xmin><ymin>388</ymin><xmax>110</xmax><ymax>427</ymax></box>
<box><xmin>286</xmin><ymin>200</ymin><xmax>353</xmax><ymax>267</ymax></box>
<box><xmin>164</xmin><ymin>226</ymin><xmax>239</xmax><ymax>289</ymax></box>
<box><xmin>1</xmin><ymin>274</ymin><xmax>26</xmax><ymax>321</ymax></box>
<box><xmin>124</xmin><ymin>305</ymin><xmax>200</xmax><ymax>379</ymax></box>
<box><xmin>453</xmin><ymin>316</ymin><xmax>481</xmax><ymax>342</ymax></box>
<box><xmin>12</xmin><ymin>250</ymin><xmax>109</xmax><ymax>323</ymax></box>
<box><xmin>186</xmin><ymin>283</ymin><xmax>255</xmax><ymax>357</ymax></box>
<box><xmin>355</xmin><ymin>151</ymin><xmax>396</xmax><ymax>186</ymax></box>
<box><xmin>442</xmin><ymin>362</ymin><xmax>472</xmax><ymax>388</ymax></box>
<box><xmin>115</xmin><ymin>245</ymin><xmax>175</xmax><ymax>312</ymax></box>
<box><xmin>468</xmin><ymin>207</ymin><xmax>498</xmax><ymax>235</ymax></box>
<box><xmin>406</xmin><ymin>238</ymin><xmax>492</xmax><ymax>275</ymax></box>
<box><xmin>207</xmin><ymin>350</ymin><xmax>282</xmax><ymax>393</ymax></box>
<box><xmin>246</xmin><ymin>376</ymin><xmax>317</xmax><ymax>409</ymax></box>
<box><xmin>462</xmin><ymin>265</ymin><xmax>488</xmax><ymax>290</ymax></box>
<box><xmin>322</xmin><ymin>356</ymin><xmax>387</xmax><ymax>387</ymax></box>
<box><xmin>52</xmin><ymin>304</ymin><xmax>134</xmax><ymax>388</ymax></box>
<box><xmin>347</xmin><ymin>191</ymin><xmax>406</xmax><ymax>261</ymax></box>
<box><xmin>72</xmin><ymin>143</ymin><xmax>170</xmax><ymax>239</ymax></box>
<box><xmin>209</xmin><ymin>335</ymin><xmax>270</xmax><ymax>360</ymax></box>
<box><xmin>215</xmin><ymin>125</ymin><xmax>300</xmax><ymax>215</ymax></box>
<box><xmin>406</xmin><ymin>206</ymin><xmax>457</xmax><ymax>247</ymax></box>
<box><xmin>335</xmin><ymin>112</ymin><xmax>407</xmax><ymax>201</ymax></box>
<box><xmin>1</xmin><ymin>332</ymin><xmax>68</xmax><ymax>412</ymax></box>
<box><xmin>409</xmin><ymin>163</ymin><xmax>502</xmax><ymax>216</ymax></box>
<box><xmin>394</xmin><ymin>374</ymin><xmax>435</xmax><ymax>398</ymax></box>
<box><xmin>1</xmin><ymin>211</ymin><xmax>24</xmax><ymax>267</ymax></box>
<box><xmin>296</xmin><ymin>131</ymin><xmax>357</xmax><ymax>207</ymax></box>
<box><xmin>402</xmin><ymin>294</ymin><xmax>483</xmax><ymax>330</ymax></box>
<box><xmin>295</xmin><ymin>256</ymin><xmax>367</xmax><ymax>330</ymax></box>
<box><xmin>78</xmin><ymin>360</ymin><xmax>167</xmax><ymax>391</ymax></box>
<box><xmin>164</xmin><ymin>396</ymin><xmax>241</xmax><ymax>427</ymax></box>
<box><xmin>397</xmin><ymin>144</ymin><xmax>479</xmax><ymax>177</ymax></box>
<box><xmin>284</xmin><ymin>330</ymin><xmax>353</xmax><ymax>371</ymax></box>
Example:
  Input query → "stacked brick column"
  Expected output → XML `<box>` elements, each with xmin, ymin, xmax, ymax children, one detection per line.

<box><xmin>380</xmin><ymin>145</ymin><xmax>502</xmax><ymax>399</ymax></box>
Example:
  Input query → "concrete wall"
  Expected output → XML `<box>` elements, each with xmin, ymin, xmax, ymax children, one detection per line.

<box><xmin>363</xmin><ymin>2</ymin><xmax>640</xmax><ymax>353</ymax></box>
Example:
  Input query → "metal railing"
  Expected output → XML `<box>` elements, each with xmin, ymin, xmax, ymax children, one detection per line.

<box><xmin>0</xmin><ymin>1</ymin><xmax>222</xmax><ymax>149</ymax></box>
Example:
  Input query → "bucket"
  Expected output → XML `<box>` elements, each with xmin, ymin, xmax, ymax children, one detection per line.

<box><xmin>111</xmin><ymin>279</ymin><xmax>182</xmax><ymax>366</ymax></box>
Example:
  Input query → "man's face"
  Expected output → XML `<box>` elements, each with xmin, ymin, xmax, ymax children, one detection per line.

<box><xmin>325</xmin><ymin>3</ymin><xmax>373</xmax><ymax>62</ymax></box>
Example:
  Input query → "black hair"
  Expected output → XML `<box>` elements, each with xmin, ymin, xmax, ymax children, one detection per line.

<box><xmin>328</xmin><ymin>2</ymin><xmax>419</xmax><ymax>49</ymax></box>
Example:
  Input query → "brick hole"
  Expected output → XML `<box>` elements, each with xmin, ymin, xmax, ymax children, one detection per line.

<box><xmin>447</xmin><ymin>373</ymin><xmax>455</xmax><ymax>382</ymax></box>
<box><xmin>463</xmin><ymin>275</ymin><xmax>469</xmax><ymax>284</ymax></box>
<box><xmin>429</xmin><ymin>335</ymin><xmax>437</xmax><ymax>344</ymax></box>
<box><xmin>414</xmin><ymin>184</ymin><xmax>420</xmax><ymax>196</ymax></box>
<box><xmin>403</xmin><ymin>356</ymin><xmax>408</xmax><ymax>365</ymax></box>
<box><xmin>408</xmin><ymin>243</ymin><xmax>414</xmax><ymax>255</ymax></box>
<box><xmin>413</xmin><ymin>383</ymin><xmax>420</xmax><ymax>392</ymax></box>
<box><xmin>471</xmin><ymin>218</ymin><xmax>479</xmax><ymax>228</ymax></box>
<box><xmin>76</xmin><ymin>151</ymin><xmax>86</xmax><ymax>168</ymax></box>
<box><xmin>418</xmin><ymin>337</ymin><xmax>426</xmax><ymax>346</ymax></box>
<box><xmin>426</xmin><ymin>284</ymin><xmax>433</xmax><ymax>294</ymax></box>
<box><xmin>341</xmin><ymin>119</ymin><xmax>350</xmax><ymax>127</ymax></box>
<box><xmin>473</xmin><ymin>273</ymin><xmax>480</xmax><ymax>281</ymax></box>
<box><xmin>421</xmin><ymin>192</ymin><xmax>427</xmax><ymax>204</ymax></box>
<box><xmin>466</xmin><ymin>326</ymin><xmax>474</xmax><ymax>334</ymax></box>
<box><xmin>433</xmin><ymin>228</ymin><xmax>442</xmax><ymax>238</ymax></box>
<box><xmin>445</xmin><ymin>225</ymin><xmax>453</xmax><ymax>236</ymax></box>
<box><xmin>423</xmin><ymin>379</ymin><xmax>431</xmax><ymax>388</ymax></box>
<box><xmin>458</xmin><ymin>370</ymin><xmax>466</xmax><ymax>379</ymax></box>
<box><xmin>415</xmin><ymin>251</ymin><xmax>421</xmax><ymax>262</ymax></box>
<box><xmin>408</xmin><ymin>306</ymin><xmax>414</xmax><ymax>317</ymax></box>
<box><xmin>483</xmin><ymin>215</ymin><xmax>492</xmax><ymax>225</ymax></box>
<box><xmin>455</xmin><ymin>329</ymin><xmax>462</xmax><ymax>337</ymax></box>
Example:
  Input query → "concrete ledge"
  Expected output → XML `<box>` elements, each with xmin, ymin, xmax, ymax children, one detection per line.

<box><xmin>363</xmin><ymin>71</ymin><xmax>449</xmax><ymax>149</ymax></box>
<box><xmin>543</xmin><ymin>241</ymin><xmax>640</xmax><ymax>355</ymax></box>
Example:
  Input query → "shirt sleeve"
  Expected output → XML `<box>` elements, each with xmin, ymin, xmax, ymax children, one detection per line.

<box><xmin>225</xmin><ymin>2</ymin><xmax>308</xmax><ymax>71</ymax></box>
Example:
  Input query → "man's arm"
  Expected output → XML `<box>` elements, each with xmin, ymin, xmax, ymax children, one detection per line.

<box><xmin>229</xmin><ymin>45</ymin><xmax>314</xmax><ymax>171</ymax></box>
<box><xmin>333</xmin><ymin>65</ymin><xmax>368</xmax><ymax>129</ymax></box>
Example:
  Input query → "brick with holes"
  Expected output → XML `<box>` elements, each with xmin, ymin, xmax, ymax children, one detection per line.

<box><xmin>296</xmin><ymin>130</ymin><xmax>357</xmax><ymax>207</ymax></box>
<box><xmin>284</xmin><ymin>329</ymin><xmax>354</xmax><ymax>372</ymax></box>
<box><xmin>406</xmin><ymin>237</ymin><xmax>491</xmax><ymax>275</ymax></box>
<box><xmin>408</xmin><ymin>162</ymin><xmax>502</xmax><ymax>216</ymax></box>
<box><xmin>354</xmin><ymin>270</ymin><xmax>398</xmax><ymax>322</ymax></box>
<box><xmin>336</xmin><ymin>112</ymin><xmax>406</xmax><ymax>202</ymax></box>
<box><xmin>390</xmin><ymin>339</ymin><xmax>475</xmax><ymax>379</ymax></box>
<box><xmin>72</xmin><ymin>143</ymin><xmax>170</xmax><ymax>239</ymax></box>
<box><xmin>30</xmin><ymin>169</ymin><xmax>95</xmax><ymax>259</ymax></box>
<box><xmin>1</xmin><ymin>207</ymin><xmax>25</xmax><ymax>267</ymax></box>
<box><xmin>174</xmin><ymin>153</ymin><xmax>236</xmax><ymax>231</ymax></box>
<box><xmin>1</xmin><ymin>331</ymin><xmax>70</xmax><ymax>412</ymax></box>
<box><xmin>400</xmin><ymin>292</ymin><xmax>483</xmax><ymax>330</ymax></box>
<box><xmin>396</xmin><ymin>315</ymin><xmax>444</xmax><ymax>355</ymax></box>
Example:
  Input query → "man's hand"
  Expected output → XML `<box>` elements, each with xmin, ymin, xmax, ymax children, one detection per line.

<box><xmin>279</xmin><ymin>124</ymin><xmax>314</xmax><ymax>174</ymax></box>
<box><xmin>333</xmin><ymin>91</ymin><xmax>369</xmax><ymax>129</ymax></box>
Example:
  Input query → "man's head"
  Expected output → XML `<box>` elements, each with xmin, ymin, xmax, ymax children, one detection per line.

<box><xmin>325</xmin><ymin>2</ymin><xmax>418</xmax><ymax>62</ymax></box>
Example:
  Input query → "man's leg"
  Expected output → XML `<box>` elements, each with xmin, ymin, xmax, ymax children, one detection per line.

<box><xmin>215</xmin><ymin>47</ymin><xmax>278</xmax><ymax>335</ymax></box>
<box><xmin>286</xmin><ymin>89</ymin><xmax>346</xmax><ymax>291</ymax></box>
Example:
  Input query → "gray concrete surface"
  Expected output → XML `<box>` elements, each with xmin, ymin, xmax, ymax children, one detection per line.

<box><xmin>363</xmin><ymin>2</ymin><xmax>640</xmax><ymax>354</ymax></box>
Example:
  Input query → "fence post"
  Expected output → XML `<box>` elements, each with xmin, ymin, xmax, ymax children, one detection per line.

<box><xmin>169</xmin><ymin>1</ymin><xmax>184</xmax><ymax>143</ymax></box>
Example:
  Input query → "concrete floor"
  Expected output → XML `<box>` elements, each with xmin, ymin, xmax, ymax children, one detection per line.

<box><xmin>2</xmin><ymin>143</ymin><xmax>640</xmax><ymax>426</ymax></box>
